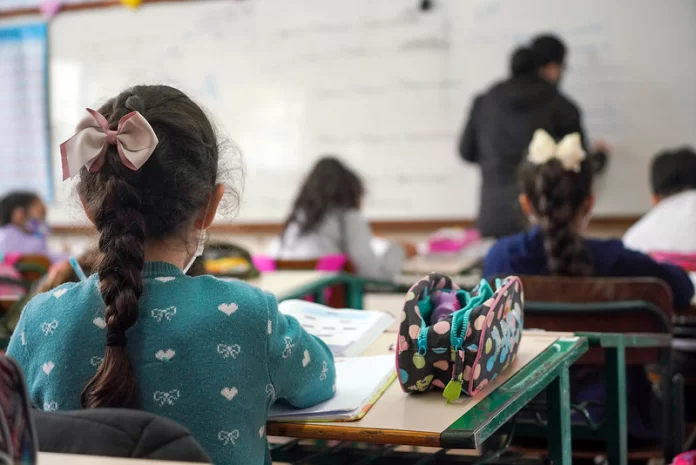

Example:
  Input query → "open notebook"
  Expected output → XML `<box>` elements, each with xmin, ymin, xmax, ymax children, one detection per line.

<box><xmin>278</xmin><ymin>300</ymin><xmax>394</xmax><ymax>357</ymax></box>
<box><xmin>268</xmin><ymin>355</ymin><xmax>396</xmax><ymax>422</ymax></box>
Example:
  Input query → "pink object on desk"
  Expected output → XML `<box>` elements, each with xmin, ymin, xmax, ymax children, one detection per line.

<box><xmin>650</xmin><ymin>251</ymin><xmax>696</xmax><ymax>272</ymax></box>
<box><xmin>428</xmin><ymin>229</ymin><xmax>481</xmax><ymax>253</ymax></box>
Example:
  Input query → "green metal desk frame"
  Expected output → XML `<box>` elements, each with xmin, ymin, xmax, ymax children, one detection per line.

<box><xmin>516</xmin><ymin>332</ymin><xmax>673</xmax><ymax>465</ymax></box>
<box><xmin>441</xmin><ymin>337</ymin><xmax>588</xmax><ymax>465</ymax></box>
<box><xmin>275</xmin><ymin>274</ymin><xmax>364</xmax><ymax>309</ymax></box>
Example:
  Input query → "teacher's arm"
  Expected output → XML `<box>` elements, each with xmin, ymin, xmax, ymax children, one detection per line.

<box><xmin>458</xmin><ymin>96</ymin><xmax>483</xmax><ymax>163</ymax></box>
<box><xmin>555</xmin><ymin>97</ymin><xmax>608</xmax><ymax>174</ymax></box>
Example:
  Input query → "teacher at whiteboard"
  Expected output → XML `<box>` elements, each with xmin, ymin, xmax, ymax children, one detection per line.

<box><xmin>459</xmin><ymin>34</ymin><xmax>609</xmax><ymax>238</ymax></box>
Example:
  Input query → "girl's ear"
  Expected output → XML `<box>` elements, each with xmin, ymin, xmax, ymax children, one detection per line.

<box><xmin>582</xmin><ymin>193</ymin><xmax>596</xmax><ymax>217</ymax></box>
<box><xmin>518</xmin><ymin>194</ymin><xmax>535</xmax><ymax>217</ymax></box>
<box><xmin>195</xmin><ymin>184</ymin><xmax>225</xmax><ymax>230</ymax></box>
<box><xmin>79</xmin><ymin>195</ymin><xmax>96</xmax><ymax>225</ymax></box>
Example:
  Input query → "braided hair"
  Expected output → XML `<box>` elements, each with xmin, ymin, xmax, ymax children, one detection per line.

<box><xmin>77</xmin><ymin>85</ymin><xmax>223</xmax><ymax>408</ymax></box>
<box><xmin>518</xmin><ymin>154</ymin><xmax>594</xmax><ymax>277</ymax></box>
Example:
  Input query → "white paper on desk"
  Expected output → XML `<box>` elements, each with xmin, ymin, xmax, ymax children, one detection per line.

<box><xmin>268</xmin><ymin>355</ymin><xmax>395</xmax><ymax>421</ymax></box>
<box><xmin>278</xmin><ymin>300</ymin><xmax>394</xmax><ymax>357</ymax></box>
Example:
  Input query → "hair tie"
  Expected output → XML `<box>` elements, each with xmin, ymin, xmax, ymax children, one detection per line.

<box><xmin>106</xmin><ymin>328</ymin><xmax>127</xmax><ymax>347</ymax></box>
<box><xmin>60</xmin><ymin>108</ymin><xmax>159</xmax><ymax>180</ymax></box>
<box><xmin>527</xmin><ymin>129</ymin><xmax>586</xmax><ymax>172</ymax></box>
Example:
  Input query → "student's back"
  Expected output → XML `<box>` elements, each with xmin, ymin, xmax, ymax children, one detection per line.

<box><xmin>7</xmin><ymin>85</ymin><xmax>335</xmax><ymax>465</ymax></box>
<box><xmin>270</xmin><ymin>157</ymin><xmax>405</xmax><ymax>280</ymax></box>
<box><xmin>483</xmin><ymin>129</ymin><xmax>694</xmax><ymax>440</ymax></box>
<box><xmin>11</xmin><ymin>268</ymin><xmax>323</xmax><ymax>464</ymax></box>
<box><xmin>624</xmin><ymin>147</ymin><xmax>696</xmax><ymax>254</ymax></box>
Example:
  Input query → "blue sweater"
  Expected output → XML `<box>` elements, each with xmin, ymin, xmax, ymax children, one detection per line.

<box><xmin>483</xmin><ymin>226</ymin><xmax>694</xmax><ymax>308</ymax></box>
<box><xmin>7</xmin><ymin>262</ymin><xmax>336</xmax><ymax>465</ymax></box>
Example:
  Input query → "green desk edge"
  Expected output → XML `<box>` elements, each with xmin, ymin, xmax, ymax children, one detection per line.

<box><xmin>440</xmin><ymin>336</ymin><xmax>589</xmax><ymax>449</ymax></box>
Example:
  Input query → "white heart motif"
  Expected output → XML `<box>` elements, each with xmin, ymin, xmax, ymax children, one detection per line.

<box><xmin>156</xmin><ymin>277</ymin><xmax>175</xmax><ymax>283</ymax></box>
<box><xmin>53</xmin><ymin>288</ymin><xmax>68</xmax><ymax>299</ymax></box>
<box><xmin>155</xmin><ymin>349</ymin><xmax>176</xmax><ymax>362</ymax></box>
<box><xmin>42</xmin><ymin>361</ymin><xmax>55</xmax><ymax>375</ymax></box>
<box><xmin>92</xmin><ymin>317</ymin><xmax>106</xmax><ymax>329</ymax></box>
<box><xmin>302</xmin><ymin>350</ymin><xmax>311</xmax><ymax>367</ymax></box>
<box><xmin>220</xmin><ymin>387</ymin><xmax>238</xmax><ymax>401</ymax></box>
<box><xmin>218</xmin><ymin>303</ymin><xmax>238</xmax><ymax>316</ymax></box>
<box><xmin>258</xmin><ymin>426</ymin><xmax>265</xmax><ymax>438</ymax></box>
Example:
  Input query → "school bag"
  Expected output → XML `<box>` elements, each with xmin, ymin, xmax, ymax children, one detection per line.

<box><xmin>199</xmin><ymin>242</ymin><xmax>260</xmax><ymax>281</ymax></box>
<box><xmin>396</xmin><ymin>273</ymin><xmax>523</xmax><ymax>402</ymax></box>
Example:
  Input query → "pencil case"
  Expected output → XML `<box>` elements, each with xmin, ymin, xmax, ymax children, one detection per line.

<box><xmin>396</xmin><ymin>273</ymin><xmax>523</xmax><ymax>401</ymax></box>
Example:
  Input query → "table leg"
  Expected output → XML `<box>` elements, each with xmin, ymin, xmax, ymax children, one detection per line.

<box><xmin>605</xmin><ymin>345</ymin><xmax>628</xmax><ymax>465</ymax></box>
<box><xmin>547</xmin><ymin>368</ymin><xmax>571</xmax><ymax>465</ymax></box>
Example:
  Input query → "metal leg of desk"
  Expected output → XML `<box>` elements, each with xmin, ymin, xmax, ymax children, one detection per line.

<box><xmin>546</xmin><ymin>368</ymin><xmax>572</xmax><ymax>465</ymax></box>
<box><xmin>346</xmin><ymin>278</ymin><xmax>364</xmax><ymax>310</ymax></box>
<box><xmin>605</xmin><ymin>345</ymin><xmax>628</xmax><ymax>465</ymax></box>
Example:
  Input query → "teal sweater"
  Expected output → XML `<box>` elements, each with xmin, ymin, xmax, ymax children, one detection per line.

<box><xmin>7</xmin><ymin>262</ymin><xmax>336</xmax><ymax>465</ymax></box>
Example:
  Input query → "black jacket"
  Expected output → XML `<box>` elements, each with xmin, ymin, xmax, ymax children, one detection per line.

<box><xmin>34</xmin><ymin>409</ymin><xmax>211</xmax><ymax>463</ymax></box>
<box><xmin>459</xmin><ymin>74</ymin><xmax>606</xmax><ymax>238</ymax></box>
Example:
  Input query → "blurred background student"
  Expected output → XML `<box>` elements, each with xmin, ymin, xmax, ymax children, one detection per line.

<box><xmin>0</xmin><ymin>191</ymin><xmax>58</xmax><ymax>260</ymax></box>
<box><xmin>624</xmin><ymin>147</ymin><xmax>696</xmax><ymax>255</ymax></box>
<box><xmin>268</xmin><ymin>156</ymin><xmax>409</xmax><ymax>280</ymax></box>
<box><xmin>459</xmin><ymin>34</ymin><xmax>609</xmax><ymax>238</ymax></box>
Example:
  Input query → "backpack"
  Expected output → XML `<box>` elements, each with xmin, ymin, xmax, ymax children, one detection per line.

<box><xmin>198</xmin><ymin>242</ymin><xmax>260</xmax><ymax>281</ymax></box>
<box><xmin>396</xmin><ymin>274</ymin><xmax>523</xmax><ymax>402</ymax></box>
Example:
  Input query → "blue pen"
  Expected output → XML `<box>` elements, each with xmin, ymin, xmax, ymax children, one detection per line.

<box><xmin>69</xmin><ymin>256</ymin><xmax>87</xmax><ymax>281</ymax></box>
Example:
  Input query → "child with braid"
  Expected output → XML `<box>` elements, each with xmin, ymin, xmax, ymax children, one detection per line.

<box><xmin>7</xmin><ymin>85</ymin><xmax>336</xmax><ymax>465</ymax></box>
<box><xmin>484</xmin><ymin>129</ymin><xmax>694</xmax><ymax>441</ymax></box>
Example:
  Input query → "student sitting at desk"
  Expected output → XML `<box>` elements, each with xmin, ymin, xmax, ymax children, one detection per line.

<box><xmin>483</xmin><ymin>129</ymin><xmax>694</xmax><ymax>440</ymax></box>
<box><xmin>624</xmin><ymin>147</ymin><xmax>696</xmax><ymax>256</ymax></box>
<box><xmin>268</xmin><ymin>156</ymin><xmax>407</xmax><ymax>281</ymax></box>
<box><xmin>0</xmin><ymin>191</ymin><xmax>55</xmax><ymax>259</ymax></box>
<box><xmin>7</xmin><ymin>85</ymin><xmax>336</xmax><ymax>465</ymax></box>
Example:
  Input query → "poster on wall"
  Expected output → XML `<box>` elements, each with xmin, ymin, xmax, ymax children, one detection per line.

<box><xmin>0</xmin><ymin>23</ymin><xmax>52</xmax><ymax>200</ymax></box>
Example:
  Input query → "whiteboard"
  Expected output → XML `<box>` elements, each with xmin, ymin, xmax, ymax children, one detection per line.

<box><xmin>48</xmin><ymin>0</ymin><xmax>696</xmax><ymax>225</ymax></box>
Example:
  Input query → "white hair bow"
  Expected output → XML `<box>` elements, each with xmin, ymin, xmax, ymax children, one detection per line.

<box><xmin>527</xmin><ymin>129</ymin><xmax>586</xmax><ymax>172</ymax></box>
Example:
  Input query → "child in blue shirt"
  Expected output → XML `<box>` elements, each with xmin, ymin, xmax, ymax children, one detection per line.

<box><xmin>483</xmin><ymin>129</ymin><xmax>694</xmax><ymax>441</ymax></box>
<box><xmin>7</xmin><ymin>85</ymin><xmax>336</xmax><ymax>465</ymax></box>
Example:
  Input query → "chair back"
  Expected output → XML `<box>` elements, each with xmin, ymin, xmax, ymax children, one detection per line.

<box><xmin>518</xmin><ymin>276</ymin><xmax>673</xmax><ymax>364</ymax></box>
<box><xmin>14</xmin><ymin>255</ymin><xmax>51</xmax><ymax>283</ymax></box>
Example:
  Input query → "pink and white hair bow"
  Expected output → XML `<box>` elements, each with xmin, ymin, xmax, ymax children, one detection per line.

<box><xmin>60</xmin><ymin>108</ymin><xmax>159</xmax><ymax>180</ymax></box>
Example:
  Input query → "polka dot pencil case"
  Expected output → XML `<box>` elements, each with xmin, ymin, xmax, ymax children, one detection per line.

<box><xmin>396</xmin><ymin>274</ymin><xmax>523</xmax><ymax>402</ymax></box>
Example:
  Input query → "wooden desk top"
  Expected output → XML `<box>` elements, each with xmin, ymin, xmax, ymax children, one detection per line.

<box><xmin>246</xmin><ymin>271</ymin><xmax>341</xmax><ymax>300</ymax></box>
<box><xmin>267</xmin><ymin>331</ymin><xmax>587</xmax><ymax>448</ymax></box>
<box><xmin>38</xmin><ymin>452</ymin><xmax>202</xmax><ymax>465</ymax></box>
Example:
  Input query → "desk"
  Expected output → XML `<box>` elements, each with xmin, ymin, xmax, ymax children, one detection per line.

<box><xmin>248</xmin><ymin>271</ymin><xmax>355</xmax><ymax>305</ymax></box>
<box><xmin>38</xmin><ymin>453</ymin><xmax>202</xmax><ymax>465</ymax></box>
<box><xmin>268</xmin><ymin>332</ymin><xmax>588</xmax><ymax>465</ymax></box>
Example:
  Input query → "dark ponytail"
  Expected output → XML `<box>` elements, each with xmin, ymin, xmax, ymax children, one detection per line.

<box><xmin>518</xmin><ymin>154</ymin><xmax>594</xmax><ymax>277</ymax></box>
<box><xmin>77</xmin><ymin>85</ymin><xmax>225</xmax><ymax>408</ymax></box>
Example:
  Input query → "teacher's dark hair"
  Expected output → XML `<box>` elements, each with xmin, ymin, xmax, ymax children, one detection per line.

<box><xmin>510</xmin><ymin>46</ymin><xmax>538</xmax><ymax>76</ymax></box>
<box><xmin>77</xmin><ymin>85</ymin><xmax>223</xmax><ymax>409</ymax></box>
<box><xmin>531</xmin><ymin>34</ymin><xmax>566</xmax><ymax>67</ymax></box>
<box><xmin>518</xmin><ymin>155</ymin><xmax>594</xmax><ymax>276</ymax></box>
<box><xmin>283</xmin><ymin>157</ymin><xmax>364</xmax><ymax>238</ymax></box>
